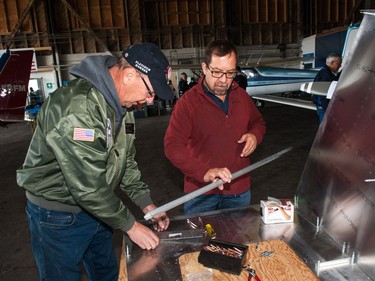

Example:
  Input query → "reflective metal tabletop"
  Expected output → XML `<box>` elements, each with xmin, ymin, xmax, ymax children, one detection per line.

<box><xmin>124</xmin><ymin>206</ymin><xmax>373</xmax><ymax>281</ymax></box>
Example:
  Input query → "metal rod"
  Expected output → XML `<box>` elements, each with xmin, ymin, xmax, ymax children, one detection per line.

<box><xmin>144</xmin><ymin>147</ymin><xmax>293</xmax><ymax>220</ymax></box>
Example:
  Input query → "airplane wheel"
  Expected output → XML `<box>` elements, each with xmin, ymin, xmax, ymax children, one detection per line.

<box><xmin>253</xmin><ymin>99</ymin><xmax>265</xmax><ymax>108</ymax></box>
<box><xmin>292</xmin><ymin>91</ymin><xmax>300</xmax><ymax>98</ymax></box>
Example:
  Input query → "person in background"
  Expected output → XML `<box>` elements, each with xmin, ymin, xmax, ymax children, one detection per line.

<box><xmin>29</xmin><ymin>87</ymin><xmax>35</xmax><ymax>96</ymax></box>
<box><xmin>17</xmin><ymin>43</ymin><xmax>173</xmax><ymax>281</ymax></box>
<box><xmin>234</xmin><ymin>65</ymin><xmax>247</xmax><ymax>90</ymax></box>
<box><xmin>313</xmin><ymin>53</ymin><xmax>342</xmax><ymax>123</ymax></box>
<box><xmin>178</xmin><ymin>72</ymin><xmax>189</xmax><ymax>97</ymax></box>
<box><xmin>167</xmin><ymin>79</ymin><xmax>177</xmax><ymax>107</ymax></box>
<box><xmin>168</xmin><ymin>79</ymin><xmax>176</xmax><ymax>93</ymax></box>
<box><xmin>188</xmin><ymin>77</ymin><xmax>198</xmax><ymax>89</ymax></box>
<box><xmin>164</xmin><ymin>39</ymin><xmax>266</xmax><ymax>215</ymax></box>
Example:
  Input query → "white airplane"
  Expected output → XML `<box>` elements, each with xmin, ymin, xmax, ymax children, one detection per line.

<box><xmin>252</xmin><ymin>23</ymin><xmax>360</xmax><ymax>110</ymax></box>
<box><xmin>242</xmin><ymin>66</ymin><xmax>318</xmax><ymax>108</ymax></box>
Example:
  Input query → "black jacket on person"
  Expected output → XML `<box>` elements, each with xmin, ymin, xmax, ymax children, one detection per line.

<box><xmin>312</xmin><ymin>65</ymin><xmax>340</xmax><ymax>110</ymax></box>
<box><xmin>178</xmin><ymin>80</ymin><xmax>189</xmax><ymax>97</ymax></box>
<box><xmin>188</xmin><ymin>80</ymin><xmax>197</xmax><ymax>89</ymax></box>
<box><xmin>234</xmin><ymin>74</ymin><xmax>247</xmax><ymax>90</ymax></box>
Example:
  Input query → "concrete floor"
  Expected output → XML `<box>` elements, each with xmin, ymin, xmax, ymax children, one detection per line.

<box><xmin>0</xmin><ymin>102</ymin><xmax>319</xmax><ymax>280</ymax></box>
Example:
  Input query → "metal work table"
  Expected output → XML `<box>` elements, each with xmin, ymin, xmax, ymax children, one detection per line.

<box><xmin>120</xmin><ymin>205</ymin><xmax>372</xmax><ymax>281</ymax></box>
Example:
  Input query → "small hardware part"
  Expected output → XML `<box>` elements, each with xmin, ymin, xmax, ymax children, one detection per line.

<box><xmin>260</xmin><ymin>251</ymin><xmax>274</xmax><ymax>257</ymax></box>
<box><xmin>205</xmin><ymin>223</ymin><xmax>216</xmax><ymax>239</ymax></box>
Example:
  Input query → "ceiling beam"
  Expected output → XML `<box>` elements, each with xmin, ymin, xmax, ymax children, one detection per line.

<box><xmin>59</xmin><ymin>0</ymin><xmax>110</xmax><ymax>53</ymax></box>
<box><xmin>8</xmin><ymin>0</ymin><xmax>36</xmax><ymax>47</ymax></box>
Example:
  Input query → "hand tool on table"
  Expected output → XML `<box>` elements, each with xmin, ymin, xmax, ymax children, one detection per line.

<box><xmin>245</xmin><ymin>267</ymin><xmax>261</xmax><ymax>281</ymax></box>
<box><xmin>243</xmin><ymin>265</ymin><xmax>262</xmax><ymax>281</ymax></box>
<box><xmin>144</xmin><ymin>147</ymin><xmax>293</xmax><ymax>220</ymax></box>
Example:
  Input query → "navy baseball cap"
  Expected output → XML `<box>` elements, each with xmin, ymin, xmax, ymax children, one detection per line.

<box><xmin>122</xmin><ymin>43</ymin><xmax>175</xmax><ymax>100</ymax></box>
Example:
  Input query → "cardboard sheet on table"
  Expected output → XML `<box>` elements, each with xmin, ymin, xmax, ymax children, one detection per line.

<box><xmin>179</xmin><ymin>239</ymin><xmax>319</xmax><ymax>281</ymax></box>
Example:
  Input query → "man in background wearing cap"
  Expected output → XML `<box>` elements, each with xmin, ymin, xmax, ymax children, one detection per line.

<box><xmin>17</xmin><ymin>43</ymin><xmax>174</xmax><ymax>281</ymax></box>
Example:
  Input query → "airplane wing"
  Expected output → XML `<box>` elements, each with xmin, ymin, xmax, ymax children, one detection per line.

<box><xmin>0</xmin><ymin>49</ymin><xmax>34</xmax><ymax>124</ymax></box>
<box><xmin>241</xmin><ymin>56</ymin><xmax>315</xmax><ymax>68</ymax></box>
<box><xmin>299</xmin><ymin>81</ymin><xmax>338</xmax><ymax>98</ymax></box>
<box><xmin>253</xmin><ymin>80</ymin><xmax>339</xmax><ymax>111</ymax></box>
<box><xmin>252</xmin><ymin>95</ymin><xmax>317</xmax><ymax>110</ymax></box>
<box><xmin>244</xmin><ymin>66</ymin><xmax>318</xmax><ymax>96</ymax></box>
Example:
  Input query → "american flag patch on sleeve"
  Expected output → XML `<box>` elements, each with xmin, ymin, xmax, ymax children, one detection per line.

<box><xmin>73</xmin><ymin>128</ymin><xmax>95</xmax><ymax>142</ymax></box>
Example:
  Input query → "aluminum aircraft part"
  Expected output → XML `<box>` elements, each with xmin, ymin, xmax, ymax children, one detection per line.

<box><xmin>144</xmin><ymin>147</ymin><xmax>293</xmax><ymax>220</ymax></box>
<box><xmin>186</xmin><ymin>217</ymin><xmax>204</xmax><ymax>229</ymax></box>
<box><xmin>157</xmin><ymin>229</ymin><xmax>206</xmax><ymax>242</ymax></box>
<box><xmin>296</xmin><ymin>11</ymin><xmax>375</xmax><ymax>280</ymax></box>
<box><xmin>123</xmin><ymin>234</ymin><xmax>133</xmax><ymax>257</ymax></box>
<box><xmin>299</xmin><ymin>81</ymin><xmax>333</xmax><ymax>96</ymax></box>
<box><xmin>186</xmin><ymin>219</ymin><xmax>198</xmax><ymax>229</ymax></box>
<box><xmin>252</xmin><ymin>95</ymin><xmax>317</xmax><ymax>111</ymax></box>
<box><xmin>364</xmin><ymin>178</ymin><xmax>375</xmax><ymax>182</ymax></box>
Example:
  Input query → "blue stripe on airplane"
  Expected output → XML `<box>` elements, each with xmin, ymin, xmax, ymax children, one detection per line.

<box><xmin>243</xmin><ymin>66</ymin><xmax>318</xmax><ymax>88</ymax></box>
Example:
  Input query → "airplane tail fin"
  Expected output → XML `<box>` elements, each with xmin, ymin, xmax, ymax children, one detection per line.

<box><xmin>0</xmin><ymin>48</ymin><xmax>11</xmax><ymax>72</ymax></box>
<box><xmin>0</xmin><ymin>49</ymin><xmax>34</xmax><ymax>124</ymax></box>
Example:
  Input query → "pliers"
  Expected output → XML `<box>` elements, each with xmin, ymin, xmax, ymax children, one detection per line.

<box><xmin>243</xmin><ymin>266</ymin><xmax>261</xmax><ymax>281</ymax></box>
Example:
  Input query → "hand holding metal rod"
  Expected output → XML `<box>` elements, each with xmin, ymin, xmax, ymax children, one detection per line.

<box><xmin>144</xmin><ymin>147</ymin><xmax>293</xmax><ymax>221</ymax></box>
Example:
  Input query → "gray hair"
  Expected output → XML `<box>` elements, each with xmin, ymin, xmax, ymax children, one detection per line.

<box><xmin>326</xmin><ymin>53</ymin><xmax>342</xmax><ymax>64</ymax></box>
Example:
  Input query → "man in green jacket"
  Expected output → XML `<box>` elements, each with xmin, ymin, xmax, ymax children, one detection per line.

<box><xmin>17</xmin><ymin>43</ymin><xmax>173</xmax><ymax>281</ymax></box>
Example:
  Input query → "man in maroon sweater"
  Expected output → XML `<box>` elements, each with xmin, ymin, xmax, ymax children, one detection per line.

<box><xmin>164</xmin><ymin>40</ymin><xmax>266</xmax><ymax>215</ymax></box>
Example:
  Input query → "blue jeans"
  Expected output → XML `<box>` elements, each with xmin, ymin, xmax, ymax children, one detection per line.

<box><xmin>26</xmin><ymin>200</ymin><xmax>118</xmax><ymax>281</ymax></box>
<box><xmin>316</xmin><ymin>106</ymin><xmax>325</xmax><ymax>123</ymax></box>
<box><xmin>183</xmin><ymin>189</ymin><xmax>251</xmax><ymax>215</ymax></box>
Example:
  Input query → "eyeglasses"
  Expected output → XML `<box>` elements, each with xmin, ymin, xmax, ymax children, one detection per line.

<box><xmin>207</xmin><ymin>65</ymin><xmax>237</xmax><ymax>79</ymax></box>
<box><xmin>138</xmin><ymin>73</ymin><xmax>155</xmax><ymax>98</ymax></box>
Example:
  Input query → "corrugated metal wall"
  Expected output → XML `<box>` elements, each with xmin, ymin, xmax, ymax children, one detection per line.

<box><xmin>0</xmin><ymin>0</ymin><xmax>370</xmax><ymax>53</ymax></box>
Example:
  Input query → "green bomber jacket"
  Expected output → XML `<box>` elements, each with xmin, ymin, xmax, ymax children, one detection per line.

<box><xmin>17</xmin><ymin>78</ymin><xmax>153</xmax><ymax>232</ymax></box>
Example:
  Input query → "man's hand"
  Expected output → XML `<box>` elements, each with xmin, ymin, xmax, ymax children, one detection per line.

<box><xmin>143</xmin><ymin>204</ymin><xmax>170</xmax><ymax>232</ymax></box>
<box><xmin>126</xmin><ymin>221</ymin><xmax>159</xmax><ymax>250</ymax></box>
<box><xmin>203</xmin><ymin>167</ymin><xmax>232</xmax><ymax>190</ymax></box>
<box><xmin>237</xmin><ymin>133</ymin><xmax>257</xmax><ymax>157</ymax></box>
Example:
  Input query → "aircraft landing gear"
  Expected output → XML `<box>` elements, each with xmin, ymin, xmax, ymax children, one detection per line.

<box><xmin>253</xmin><ymin>98</ymin><xmax>265</xmax><ymax>108</ymax></box>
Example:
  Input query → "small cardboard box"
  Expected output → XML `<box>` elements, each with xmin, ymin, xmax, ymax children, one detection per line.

<box><xmin>260</xmin><ymin>198</ymin><xmax>294</xmax><ymax>224</ymax></box>
<box><xmin>198</xmin><ymin>239</ymin><xmax>248</xmax><ymax>275</ymax></box>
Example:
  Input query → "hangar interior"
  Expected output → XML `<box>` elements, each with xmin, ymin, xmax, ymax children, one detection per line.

<box><xmin>0</xmin><ymin>0</ymin><xmax>369</xmax><ymax>51</ymax></box>
<box><xmin>0</xmin><ymin>0</ymin><xmax>372</xmax><ymax>78</ymax></box>
<box><xmin>1</xmin><ymin>1</ymin><xmax>375</xmax><ymax>281</ymax></box>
